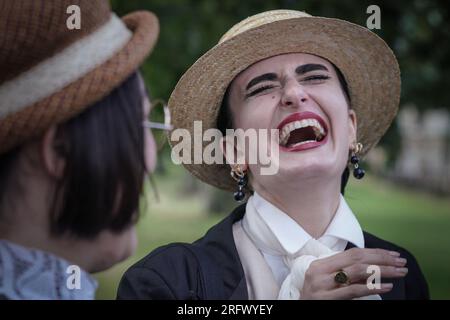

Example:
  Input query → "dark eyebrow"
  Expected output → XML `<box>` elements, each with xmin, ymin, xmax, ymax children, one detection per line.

<box><xmin>246</xmin><ymin>73</ymin><xmax>278</xmax><ymax>90</ymax></box>
<box><xmin>295</xmin><ymin>64</ymin><xmax>329</xmax><ymax>75</ymax></box>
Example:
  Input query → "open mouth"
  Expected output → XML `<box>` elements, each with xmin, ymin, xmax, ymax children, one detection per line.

<box><xmin>277</xmin><ymin>112</ymin><xmax>328</xmax><ymax>151</ymax></box>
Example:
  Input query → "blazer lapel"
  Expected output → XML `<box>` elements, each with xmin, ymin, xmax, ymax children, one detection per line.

<box><xmin>198</xmin><ymin>203</ymin><xmax>249</xmax><ymax>299</ymax></box>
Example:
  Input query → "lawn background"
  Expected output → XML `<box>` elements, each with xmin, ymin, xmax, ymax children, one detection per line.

<box><xmin>95</xmin><ymin>165</ymin><xmax>450</xmax><ymax>299</ymax></box>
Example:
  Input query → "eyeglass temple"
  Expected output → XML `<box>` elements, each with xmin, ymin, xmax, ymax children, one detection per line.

<box><xmin>144</xmin><ymin>122</ymin><xmax>173</xmax><ymax>130</ymax></box>
<box><xmin>144</xmin><ymin>100</ymin><xmax>173</xmax><ymax>130</ymax></box>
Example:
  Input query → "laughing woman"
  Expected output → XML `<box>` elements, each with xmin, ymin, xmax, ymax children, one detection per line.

<box><xmin>118</xmin><ymin>10</ymin><xmax>429</xmax><ymax>300</ymax></box>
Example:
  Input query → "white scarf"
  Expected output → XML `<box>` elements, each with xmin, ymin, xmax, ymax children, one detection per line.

<box><xmin>242</xmin><ymin>195</ymin><xmax>381</xmax><ymax>300</ymax></box>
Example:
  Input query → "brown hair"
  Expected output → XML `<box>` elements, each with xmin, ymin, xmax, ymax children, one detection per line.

<box><xmin>0</xmin><ymin>71</ymin><xmax>147</xmax><ymax>238</ymax></box>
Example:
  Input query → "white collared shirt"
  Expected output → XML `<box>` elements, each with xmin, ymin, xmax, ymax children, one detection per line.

<box><xmin>243</xmin><ymin>192</ymin><xmax>365</xmax><ymax>286</ymax></box>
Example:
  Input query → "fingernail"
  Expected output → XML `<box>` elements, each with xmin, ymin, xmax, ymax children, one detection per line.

<box><xmin>396</xmin><ymin>267</ymin><xmax>408</xmax><ymax>274</ymax></box>
<box><xmin>396</xmin><ymin>258</ymin><xmax>407</xmax><ymax>265</ymax></box>
<box><xmin>381</xmin><ymin>283</ymin><xmax>393</xmax><ymax>290</ymax></box>
<box><xmin>389</xmin><ymin>251</ymin><xmax>401</xmax><ymax>256</ymax></box>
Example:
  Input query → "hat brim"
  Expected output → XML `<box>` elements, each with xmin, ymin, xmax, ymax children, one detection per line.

<box><xmin>168</xmin><ymin>16</ymin><xmax>400</xmax><ymax>191</ymax></box>
<box><xmin>0</xmin><ymin>11</ymin><xmax>159</xmax><ymax>154</ymax></box>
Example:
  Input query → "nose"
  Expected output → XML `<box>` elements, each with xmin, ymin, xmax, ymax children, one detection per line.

<box><xmin>280</xmin><ymin>80</ymin><xmax>308</xmax><ymax>108</ymax></box>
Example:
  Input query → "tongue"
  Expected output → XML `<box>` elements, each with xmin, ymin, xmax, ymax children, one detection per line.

<box><xmin>286</xmin><ymin>127</ymin><xmax>316</xmax><ymax>147</ymax></box>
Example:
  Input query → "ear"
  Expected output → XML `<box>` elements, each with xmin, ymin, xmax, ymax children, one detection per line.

<box><xmin>219</xmin><ymin>135</ymin><xmax>248</xmax><ymax>171</ymax></box>
<box><xmin>40</xmin><ymin>126</ymin><xmax>66</xmax><ymax>179</ymax></box>
<box><xmin>348</xmin><ymin>109</ymin><xmax>357</xmax><ymax>148</ymax></box>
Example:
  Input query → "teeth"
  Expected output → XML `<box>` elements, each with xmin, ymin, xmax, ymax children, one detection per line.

<box><xmin>279</xmin><ymin>118</ymin><xmax>326</xmax><ymax>146</ymax></box>
<box><xmin>289</xmin><ymin>140</ymin><xmax>316</xmax><ymax>148</ymax></box>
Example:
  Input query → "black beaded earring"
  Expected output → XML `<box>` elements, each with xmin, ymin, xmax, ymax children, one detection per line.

<box><xmin>231</xmin><ymin>165</ymin><xmax>248</xmax><ymax>202</ymax></box>
<box><xmin>350</xmin><ymin>142</ymin><xmax>365</xmax><ymax>179</ymax></box>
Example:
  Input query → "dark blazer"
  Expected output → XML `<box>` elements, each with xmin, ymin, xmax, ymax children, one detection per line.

<box><xmin>117</xmin><ymin>204</ymin><xmax>429</xmax><ymax>300</ymax></box>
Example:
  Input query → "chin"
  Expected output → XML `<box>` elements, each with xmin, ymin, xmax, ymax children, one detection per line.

<box><xmin>278</xmin><ymin>154</ymin><xmax>340</xmax><ymax>180</ymax></box>
<box><xmin>282</xmin><ymin>164</ymin><xmax>329</xmax><ymax>180</ymax></box>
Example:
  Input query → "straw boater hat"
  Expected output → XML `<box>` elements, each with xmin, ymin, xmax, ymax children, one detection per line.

<box><xmin>168</xmin><ymin>9</ymin><xmax>401</xmax><ymax>191</ymax></box>
<box><xmin>0</xmin><ymin>0</ymin><xmax>159</xmax><ymax>155</ymax></box>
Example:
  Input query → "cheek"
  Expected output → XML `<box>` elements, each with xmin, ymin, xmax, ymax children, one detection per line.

<box><xmin>234</xmin><ymin>101</ymin><xmax>276</xmax><ymax>130</ymax></box>
<box><xmin>329</xmin><ymin>112</ymin><xmax>352</xmax><ymax>166</ymax></box>
<box><xmin>91</xmin><ymin>226</ymin><xmax>138</xmax><ymax>272</ymax></box>
<box><xmin>314</xmin><ymin>89</ymin><xmax>349</xmax><ymax>138</ymax></box>
<box><xmin>125</xmin><ymin>226</ymin><xmax>138</xmax><ymax>256</ymax></box>
<box><xmin>313</xmin><ymin>89</ymin><xmax>351</xmax><ymax>155</ymax></box>
<box><xmin>144</xmin><ymin>129</ymin><xmax>157</xmax><ymax>172</ymax></box>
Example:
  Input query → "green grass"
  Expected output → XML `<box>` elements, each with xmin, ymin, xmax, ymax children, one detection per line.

<box><xmin>94</xmin><ymin>166</ymin><xmax>450</xmax><ymax>299</ymax></box>
<box><xmin>345</xmin><ymin>175</ymin><xmax>450</xmax><ymax>299</ymax></box>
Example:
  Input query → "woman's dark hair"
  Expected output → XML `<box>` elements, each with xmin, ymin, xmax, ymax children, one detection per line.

<box><xmin>0</xmin><ymin>71</ymin><xmax>147</xmax><ymax>238</ymax></box>
<box><xmin>217</xmin><ymin>63</ymin><xmax>351</xmax><ymax>195</ymax></box>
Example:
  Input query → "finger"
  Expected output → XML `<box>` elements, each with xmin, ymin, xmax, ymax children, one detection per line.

<box><xmin>318</xmin><ymin>248</ymin><xmax>407</xmax><ymax>273</ymax></box>
<box><xmin>323</xmin><ymin>283</ymin><xmax>394</xmax><ymax>300</ymax></box>
<box><xmin>345</xmin><ymin>264</ymin><xmax>408</xmax><ymax>284</ymax></box>
<box><xmin>310</xmin><ymin>264</ymin><xmax>408</xmax><ymax>291</ymax></box>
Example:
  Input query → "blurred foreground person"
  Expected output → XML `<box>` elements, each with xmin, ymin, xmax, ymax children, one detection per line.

<box><xmin>0</xmin><ymin>0</ymin><xmax>167</xmax><ymax>299</ymax></box>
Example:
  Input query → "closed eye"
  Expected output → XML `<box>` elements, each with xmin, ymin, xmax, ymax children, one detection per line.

<box><xmin>302</xmin><ymin>75</ymin><xmax>330</xmax><ymax>83</ymax></box>
<box><xmin>245</xmin><ymin>85</ymin><xmax>277</xmax><ymax>98</ymax></box>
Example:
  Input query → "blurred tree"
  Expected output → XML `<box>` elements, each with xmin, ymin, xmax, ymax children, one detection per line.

<box><xmin>111</xmin><ymin>0</ymin><xmax>450</xmax><ymax>110</ymax></box>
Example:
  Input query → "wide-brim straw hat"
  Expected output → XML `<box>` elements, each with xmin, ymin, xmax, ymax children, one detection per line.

<box><xmin>0</xmin><ymin>0</ymin><xmax>159</xmax><ymax>154</ymax></box>
<box><xmin>168</xmin><ymin>9</ymin><xmax>401</xmax><ymax>191</ymax></box>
